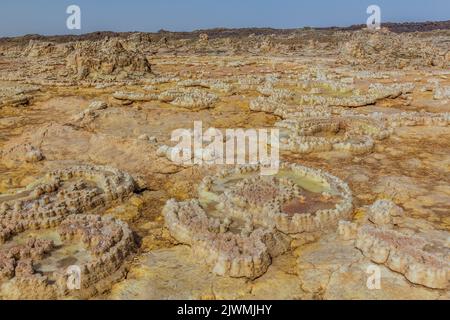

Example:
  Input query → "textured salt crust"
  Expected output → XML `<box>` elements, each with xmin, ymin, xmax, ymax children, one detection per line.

<box><xmin>253</xmin><ymin>82</ymin><xmax>415</xmax><ymax>108</ymax></box>
<box><xmin>163</xmin><ymin>162</ymin><xmax>353</xmax><ymax>278</ymax></box>
<box><xmin>0</xmin><ymin>165</ymin><xmax>136</xmax><ymax>299</ymax></box>
<box><xmin>0</xmin><ymin>143</ymin><xmax>44</xmax><ymax>163</ymax></box>
<box><xmin>0</xmin><ymin>84</ymin><xmax>40</xmax><ymax>108</ymax></box>
<box><xmin>338</xmin><ymin>28</ymin><xmax>448</xmax><ymax>69</ymax></box>
<box><xmin>66</xmin><ymin>38</ymin><xmax>151</xmax><ymax>80</ymax></box>
<box><xmin>250</xmin><ymin>87</ymin><xmax>450</xmax><ymax>155</ymax></box>
<box><xmin>275</xmin><ymin>116</ymin><xmax>391</xmax><ymax>154</ymax></box>
<box><xmin>338</xmin><ymin>200</ymin><xmax>450</xmax><ymax>290</ymax></box>
<box><xmin>113</xmin><ymin>87</ymin><xmax>218</xmax><ymax>110</ymax></box>
<box><xmin>356</xmin><ymin>225</ymin><xmax>449</xmax><ymax>289</ymax></box>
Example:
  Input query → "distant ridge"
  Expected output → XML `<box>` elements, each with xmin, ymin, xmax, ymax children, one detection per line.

<box><xmin>1</xmin><ymin>20</ymin><xmax>449</xmax><ymax>43</ymax></box>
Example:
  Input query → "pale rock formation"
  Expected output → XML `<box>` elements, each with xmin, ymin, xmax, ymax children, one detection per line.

<box><xmin>1</xmin><ymin>143</ymin><xmax>44</xmax><ymax>164</ymax></box>
<box><xmin>339</xmin><ymin>28</ymin><xmax>448</xmax><ymax>69</ymax></box>
<box><xmin>0</xmin><ymin>84</ymin><xmax>40</xmax><ymax>108</ymax></box>
<box><xmin>366</xmin><ymin>199</ymin><xmax>404</xmax><ymax>226</ymax></box>
<box><xmin>356</xmin><ymin>225</ymin><xmax>449</xmax><ymax>289</ymax></box>
<box><xmin>113</xmin><ymin>88</ymin><xmax>218</xmax><ymax>109</ymax></box>
<box><xmin>72</xmin><ymin>100</ymin><xmax>108</xmax><ymax>125</ymax></box>
<box><xmin>66</xmin><ymin>38</ymin><xmax>152</xmax><ymax>80</ymax></box>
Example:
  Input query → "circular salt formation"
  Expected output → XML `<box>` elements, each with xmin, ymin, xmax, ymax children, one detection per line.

<box><xmin>163</xmin><ymin>162</ymin><xmax>353</xmax><ymax>279</ymax></box>
<box><xmin>0</xmin><ymin>165</ymin><xmax>136</xmax><ymax>299</ymax></box>
<box><xmin>276</xmin><ymin>116</ymin><xmax>392</xmax><ymax>154</ymax></box>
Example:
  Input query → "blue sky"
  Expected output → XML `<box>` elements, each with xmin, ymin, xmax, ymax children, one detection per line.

<box><xmin>0</xmin><ymin>0</ymin><xmax>449</xmax><ymax>37</ymax></box>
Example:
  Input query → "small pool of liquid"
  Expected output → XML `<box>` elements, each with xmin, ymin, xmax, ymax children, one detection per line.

<box><xmin>209</xmin><ymin>170</ymin><xmax>329</xmax><ymax>194</ymax></box>
<box><xmin>276</xmin><ymin>169</ymin><xmax>330</xmax><ymax>193</ymax></box>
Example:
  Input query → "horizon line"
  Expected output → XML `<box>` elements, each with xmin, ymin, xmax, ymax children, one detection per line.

<box><xmin>2</xmin><ymin>19</ymin><xmax>449</xmax><ymax>40</ymax></box>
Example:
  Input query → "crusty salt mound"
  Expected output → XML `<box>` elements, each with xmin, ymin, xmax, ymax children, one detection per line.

<box><xmin>275</xmin><ymin>116</ymin><xmax>391</xmax><ymax>154</ymax></box>
<box><xmin>22</xmin><ymin>40</ymin><xmax>73</xmax><ymax>58</ymax></box>
<box><xmin>356</xmin><ymin>225</ymin><xmax>449</xmax><ymax>289</ymax></box>
<box><xmin>0</xmin><ymin>143</ymin><xmax>44</xmax><ymax>164</ymax></box>
<box><xmin>0</xmin><ymin>84</ymin><xmax>40</xmax><ymax>108</ymax></box>
<box><xmin>338</xmin><ymin>200</ymin><xmax>450</xmax><ymax>290</ymax></box>
<box><xmin>339</xmin><ymin>28</ymin><xmax>449</xmax><ymax>69</ymax></box>
<box><xmin>0</xmin><ymin>165</ymin><xmax>136</xmax><ymax>299</ymax></box>
<box><xmin>248</xmin><ymin>71</ymin><xmax>450</xmax><ymax>156</ymax></box>
<box><xmin>113</xmin><ymin>87</ymin><xmax>218</xmax><ymax>110</ymax></box>
<box><xmin>66</xmin><ymin>38</ymin><xmax>152</xmax><ymax>80</ymax></box>
<box><xmin>163</xmin><ymin>162</ymin><xmax>353</xmax><ymax>278</ymax></box>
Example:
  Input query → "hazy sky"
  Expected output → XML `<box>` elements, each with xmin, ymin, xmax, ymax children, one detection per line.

<box><xmin>0</xmin><ymin>0</ymin><xmax>449</xmax><ymax>37</ymax></box>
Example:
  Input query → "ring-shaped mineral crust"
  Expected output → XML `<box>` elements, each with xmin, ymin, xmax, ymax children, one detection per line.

<box><xmin>0</xmin><ymin>214</ymin><xmax>135</xmax><ymax>299</ymax></box>
<box><xmin>276</xmin><ymin>116</ymin><xmax>392</xmax><ymax>154</ymax></box>
<box><xmin>163</xmin><ymin>162</ymin><xmax>353</xmax><ymax>279</ymax></box>
<box><xmin>0</xmin><ymin>165</ymin><xmax>136</xmax><ymax>299</ymax></box>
